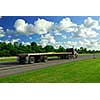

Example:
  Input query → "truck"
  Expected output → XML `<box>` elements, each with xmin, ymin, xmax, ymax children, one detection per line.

<box><xmin>17</xmin><ymin>48</ymin><xmax>78</xmax><ymax>64</ymax></box>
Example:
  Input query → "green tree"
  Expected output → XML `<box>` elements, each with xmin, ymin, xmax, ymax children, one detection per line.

<box><xmin>57</xmin><ymin>46</ymin><xmax>65</xmax><ymax>52</ymax></box>
<box><xmin>44</xmin><ymin>45</ymin><xmax>55</xmax><ymax>52</ymax></box>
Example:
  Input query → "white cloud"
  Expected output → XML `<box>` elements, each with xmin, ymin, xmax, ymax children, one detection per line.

<box><xmin>13</xmin><ymin>17</ymin><xmax>100</xmax><ymax>39</ymax></box>
<box><xmin>62</xmin><ymin>35</ymin><xmax>67</xmax><ymax>39</ymax></box>
<box><xmin>11</xmin><ymin>39</ymin><xmax>20</xmax><ymax>44</ymax></box>
<box><xmin>0</xmin><ymin>26</ymin><xmax>5</xmax><ymax>37</ymax></box>
<box><xmin>65</xmin><ymin>41</ymin><xmax>78</xmax><ymax>48</ymax></box>
<box><xmin>2</xmin><ymin>39</ymin><xmax>21</xmax><ymax>44</ymax></box>
<box><xmin>0</xmin><ymin>27</ymin><xmax>5</xmax><ymax>34</ymax></box>
<box><xmin>0</xmin><ymin>34</ymin><xmax>5</xmax><ymax>37</ymax></box>
<box><xmin>32</xmin><ymin>18</ymin><xmax>54</xmax><ymax>34</ymax></box>
<box><xmin>14</xmin><ymin>19</ymin><xmax>28</xmax><ymax>33</ymax></box>
<box><xmin>22</xmin><ymin>41</ymin><xmax>31</xmax><ymax>45</ymax></box>
<box><xmin>40</xmin><ymin>34</ymin><xmax>56</xmax><ymax>47</ymax></box>
<box><xmin>5</xmin><ymin>40</ymin><xmax>10</xmax><ymax>44</ymax></box>
<box><xmin>55</xmin><ymin>39</ymin><xmax>100</xmax><ymax>50</ymax></box>
<box><xmin>14</xmin><ymin>18</ymin><xmax>54</xmax><ymax>34</ymax></box>
<box><xmin>74</xmin><ymin>25</ymin><xmax>99</xmax><ymax>38</ymax></box>
<box><xmin>56</xmin><ymin>17</ymin><xmax>100</xmax><ymax>38</ymax></box>
<box><xmin>13</xmin><ymin>17</ymin><xmax>100</xmax><ymax>49</ymax></box>
<box><xmin>55</xmin><ymin>32</ymin><xmax>62</xmax><ymax>35</ymax></box>
<box><xmin>0</xmin><ymin>40</ymin><xmax>10</xmax><ymax>43</ymax></box>
<box><xmin>74</xmin><ymin>39</ymin><xmax>100</xmax><ymax>50</ymax></box>
<box><xmin>84</xmin><ymin>17</ymin><xmax>100</xmax><ymax>30</ymax></box>
<box><xmin>58</xmin><ymin>17</ymin><xmax>77</xmax><ymax>32</ymax></box>
<box><xmin>25</xmin><ymin>42</ymin><xmax>31</xmax><ymax>45</ymax></box>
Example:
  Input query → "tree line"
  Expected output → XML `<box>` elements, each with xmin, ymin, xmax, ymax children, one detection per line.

<box><xmin>0</xmin><ymin>42</ymin><xmax>100</xmax><ymax>57</ymax></box>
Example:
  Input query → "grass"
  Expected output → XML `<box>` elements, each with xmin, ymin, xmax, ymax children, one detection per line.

<box><xmin>79</xmin><ymin>53</ymin><xmax>94</xmax><ymax>56</ymax></box>
<box><xmin>0</xmin><ymin>58</ymin><xmax>100</xmax><ymax>82</ymax></box>
<box><xmin>0</xmin><ymin>56</ymin><xmax>16</xmax><ymax>63</ymax></box>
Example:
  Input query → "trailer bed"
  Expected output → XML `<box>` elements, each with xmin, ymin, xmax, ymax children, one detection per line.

<box><xmin>18</xmin><ymin>52</ymin><xmax>73</xmax><ymax>56</ymax></box>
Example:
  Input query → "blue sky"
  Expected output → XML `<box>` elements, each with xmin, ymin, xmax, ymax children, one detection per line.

<box><xmin>0</xmin><ymin>16</ymin><xmax>100</xmax><ymax>50</ymax></box>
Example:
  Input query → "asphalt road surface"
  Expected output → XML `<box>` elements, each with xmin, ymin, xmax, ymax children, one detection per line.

<box><xmin>0</xmin><ymin>54</ymin><xmax>100</xmax><ymax>77</ymax></box>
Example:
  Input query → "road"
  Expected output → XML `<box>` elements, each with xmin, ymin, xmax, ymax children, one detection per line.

<box><xmin>0</xmin><ymin>54</ymin><xmax>100</xmax><ymax>77</ymax></box>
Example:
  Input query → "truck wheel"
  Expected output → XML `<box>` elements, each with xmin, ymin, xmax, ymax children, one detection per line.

<box><xmin>43</xmin><ymin>56</ymin><xmax>48</xmax><ymax>62</ymax></box>
<box><xmin>29</xmin><ymin>57</ymin><xmax>35</xmax><ymax>64</ymax></box>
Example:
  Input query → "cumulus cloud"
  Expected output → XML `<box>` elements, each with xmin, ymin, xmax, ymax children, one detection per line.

<box><xmin>14</xmin><ymin>19</ymin><xmax>28</xmax><ymax>33</ymax></box>
<box><xmin>22</xmin><ymin>42</ymin><xmax>31</xmax><ymax>45</ymax></box>
<box><xmin>54</xmin><ymin>38</ymin><xmax>100</xmax><ymax>50</ymax></box>
<box><xmin>71</xmin><ymin>39</ymin><xmax>100</xmax><ymax>50</ymax></box>
<box><xmin>14</xmin><ymin>17</ymin><xmax>100</xmax><ymax>39</ymax></box>
<box><xmin>40</xmin><ymin>34</ymin><xmax>56</xmax><ymax>47</ymax></box>
<box><xmin>58</xmin><ymin>17</ymin><xmax>78</xmax><ymax>33</ymax></box>
<box><xmin>1</xmin><ymin>39</ymin><xmax>20</xmax><ymax>44</ymax></box>
<box><xmin>62</xmin><ymin>35</ymin><xmax>67</xmax><ymax>39</ymax></box>
<box><xmin>65</xmin><ymin>41</ymin><xmax>77</xmax><ymax>48</ymax></box>
<box><xmin>0</xmin><ymin>27</ymin><xmax>5</xmax><ymax>34</ymax></box>
<box><xmin>58</xmin><ymin>39</ymin><xmax>100</xmax><ymax>50</ymax></box>
<box><xmin>55</xmin><ymin>32</ymin><xmax>62</xmax><ymax>36</ymax></box>
<box><xmin>32</xmin><ymin>17</ymin><xmax>100</xmax><ymax>49</ymax></box>
<box><xmin>55</xmin><ymin>17</ymin><xmax>100</xmax><ymax>39</ymax></box>
<box><xmin>74</xmin><ymin>25</ymin><xmax>99</xmax><ymax>38</ymax></box>
<box><xmin>0</xmin><ymin>34</ymin><xmax>5</xmax><ymax>37</ymax></box>
<box><xmin>0</xmin><ymin>26</ymin><xmax>5</xmax><ymax>37</ymax></box>
<box><xmin>14</xmin><ymin>18</ymin><xmax>54</xmax><ymax>34</ymax></box>
<box><xmin>77</xmin><ymin>39</ymin><xmax>100</xmax><ymax>50</ymax></box>
<box><xmin>0</xmin><ymin>40</ymin><xmax>9</xmax><ymax>43</ymax></box>
<box><xmin>11</xmin><ymin>39</ymin><xmax>20</xmax><ymax>44</ymax></box>
<box><xmin>33</xmin><ymin>18</ymin><xmax>54</xmax><ymax>34</ymax></box>
<box><xmin>84</xmin><ymin>17</ymin><xmax>100</xmax><ymax>30</ymax></box>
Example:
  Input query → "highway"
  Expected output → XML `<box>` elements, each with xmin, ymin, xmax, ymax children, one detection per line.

<box><xmin>0</xmin><ymin>54</ymin><xmax>100</xmax><ymax>77</ymax></box>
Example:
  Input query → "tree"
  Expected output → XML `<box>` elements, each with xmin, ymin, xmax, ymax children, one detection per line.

<box><xmin>44</xmin><ymin>45</ymin><xmax>55</xmax><ymax>52</ymax></box>
<box><xmin>57</xmin><ymin>46</ymin><xmax>65</xmax><ymax>52</ymax></box>
<box><xmin>0</xmin><ymin>41</ymin><xmax>100</xmax><ymax>57</ymax></box>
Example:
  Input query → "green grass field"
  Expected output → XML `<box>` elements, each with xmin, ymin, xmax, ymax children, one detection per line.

<box><xmin>0</xmin><ymin>58</ymin><xmax>100</xmax><ymax>83</ymax></box>
<box><xmin>0</xmin><ymin>56</ymin><xmax>16</xmax><ymax>63</ymax></box>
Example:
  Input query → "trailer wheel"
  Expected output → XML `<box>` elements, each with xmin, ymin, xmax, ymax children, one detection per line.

<box><xmin>43</xmin><ymin>56</ymin><xmax>48</xmax><ymax>62</ymax></box>
<box><xmin>29</xmin><ymin>57</ymin><xmax>35</xmax><ymax>64</ymax></box>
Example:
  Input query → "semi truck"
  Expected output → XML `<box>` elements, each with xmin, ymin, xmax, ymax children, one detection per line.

<box><xmin>17</xmin><ymin>48</ymin><xmax>78</xmax><ymax>64</ymax></box>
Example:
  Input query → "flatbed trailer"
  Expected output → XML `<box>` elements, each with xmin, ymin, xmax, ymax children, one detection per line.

<box><xmin>17</xmin><ymin>48</ymin><xmax>78</xmax><ymax>64</ymax></box>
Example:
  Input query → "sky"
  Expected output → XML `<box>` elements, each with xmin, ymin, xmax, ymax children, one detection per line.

<box><xmin>0</xmin><ymin>16</ymin><xmax>100</xmax><ymax>50</ymax></box>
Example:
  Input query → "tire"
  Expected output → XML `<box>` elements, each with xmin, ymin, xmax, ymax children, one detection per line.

<box><xmin>43</xmin><ymin>56</ymin><xmax>48</xmax><ymax>62</ymax></box>
<box><xmin>40</xmin><ymin>56</ymin><xmax>44</xmax><ymax>62</ymax></box>
<box><xmin>29</xmin><ymin>56</ymin><xmax>35</xmax><ymax>64</ymax></box>
<box><xmin>18</xmin><ymin>56</ymin><xmax>28</xmax><ymax>64</ymax></box>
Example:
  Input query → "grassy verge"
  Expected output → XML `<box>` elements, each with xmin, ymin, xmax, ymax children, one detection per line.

<box><xmin>0</xmin><ymin>58</ymin><xmax>100</xmax><ymax>82</ymax></box>
<box><xmin>79</xmin><ymin>54</ymin><xmax>93</xmax><ymax>56</ymax></box>
<box><xmin>0</xmin><ymin>56</ymin><xmax>16</xmax><ymax>63</ymax></box>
